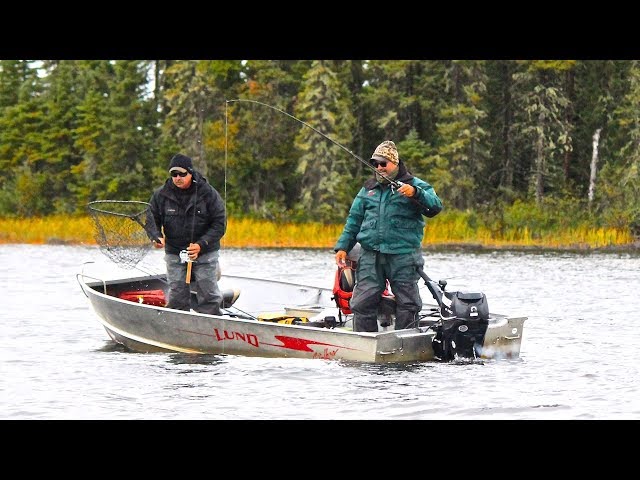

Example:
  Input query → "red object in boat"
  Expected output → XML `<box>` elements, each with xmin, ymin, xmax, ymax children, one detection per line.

<box><xmin>333</xmin><ymin>265</ymin><xmax>354</xmax><ymax>314</ymax></box>
<box><xmin>332</xmin><ymin>263</ymin><xmax>392</xmax><ymax>316</ymax></box>
<box><xmin>118</xmin><ymin>289</ymin><xmax>167</xmax><ymax>307</ymax></box>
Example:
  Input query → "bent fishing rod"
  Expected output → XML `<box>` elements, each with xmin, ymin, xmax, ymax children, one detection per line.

<box><xmin>226</xmin><ymin>98</ymin><xmax>438</xmax><ymax>215</ymax></box>
<box><xmin>225</xmin><ymin>98</ymin><xmax>404</xmax><ymax>187</ymax></box>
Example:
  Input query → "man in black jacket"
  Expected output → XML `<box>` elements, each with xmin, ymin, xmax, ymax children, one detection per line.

<box><xmin>146</xmin><ymin>153</ymin><xmax>227</xmax><ymax>315</ymax></box>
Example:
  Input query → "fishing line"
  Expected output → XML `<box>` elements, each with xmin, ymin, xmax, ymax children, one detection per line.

<box><xmin>224</xmin><ymin>98</ymin><xmax>401</xmax><ymax>187</ymax></box>
<box><xmin>223</xmin><ymin>100</ymin><xmax>229</xmax><ymax>249</ymax></box>
<box><xmin>223</xmin><ymin>98</ymin><xmax>440</xmax><ymax>218</ymax></box>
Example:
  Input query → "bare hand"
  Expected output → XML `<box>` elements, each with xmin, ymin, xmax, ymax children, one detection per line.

<box><xmin>153</xmin><ymin>237</ymin><xmax>165</xmax><ymax>249</ymax></box>
<box><xmin>335</xmin><ymin>250</ymin><xmax>347</xmax><ymax>266</ymax></box>
<box><xmin>398</xmin><ymin>184</ymin><xmax>415</xmax><ymax>197</ymax></box>
<box><xmin>187</xmin><ymin>242</ymin><xmax>201</xmax><ymax>260</ymax></box>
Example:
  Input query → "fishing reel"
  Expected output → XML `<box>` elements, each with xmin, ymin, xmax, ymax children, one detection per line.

<box><xmin>179</xmin><ymin>249</ymin><xmax>194</xmax><ymax>284</ymax></box>
<box><xmin>179</xmin><ymin>249</ymin><xmax>192</xmax><ymax>263</ymax></box>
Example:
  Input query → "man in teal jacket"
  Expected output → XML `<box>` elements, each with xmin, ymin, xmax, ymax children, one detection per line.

<box><xmin>334</xmin><ymin>140</ymin><xmax>443</xmax><ymax>332</ymax></box>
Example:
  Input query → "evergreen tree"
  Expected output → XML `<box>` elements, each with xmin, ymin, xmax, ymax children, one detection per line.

<box><xmin>229</xmin><ymin>60</ymin><xmax>309</xmax><ymax>219</ymax></box>
<box><xmin>603</xmin><ymin>60</ymin><xmax>640</xmax><ymax>233</ymax></box>
<box><xmin>294</xmin><ymin>60</ymin><xmax>355</xmax><ymax>223</ymax></box>
<box><xmin>71</xmin><ymin>61</ymin><xmax>158</xmax><ymax>206</ymax></box>
<box><xmin>362</xmin><ymin>60</ymin><xmax>446</xmax><ymax>151</ymax></box>
<box><xmin>511</xmin><ymin>61</ymin><xmax>574</xmax><ymax>204</ymax></box>
<box><xmin>40</xmin><ymin>60</ymin><xmax>95</xmax><ymax>212</ymax></box>
<box><xmin>570</xmin><ymin>61</ymin><xmax>630</xmax><ymax>197</ymax></box>
<box><xmin>484</xmin><ymin>60</ymin><xmax>518</xmax><ymax>198</ymax></box>
<box><xmin>160</xmin><ymin>61</ymin><xmax>214</xmax><ymax>176</ymax></box>
<box><xmin>427</xmin><ymin>60</ymin><xmax>490</xmax><ymax>209</ymax></box>
<box><xmin>0</xmin><ymin>60</ymin><xmax>36</xmax><ymax>110</ymax></box>
<box><xmin>0</xmin><ymin>61</ymin><xmax>49</xmax><ymax>215</ymax></box>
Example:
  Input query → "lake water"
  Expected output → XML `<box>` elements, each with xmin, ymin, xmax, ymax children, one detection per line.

<box><xmin>1</xmin><ymin>244</ymin><xmax>639</xmax><ymax>420</ymax></box>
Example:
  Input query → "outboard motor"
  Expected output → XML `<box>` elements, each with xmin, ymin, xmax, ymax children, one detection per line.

<box><xmin>421</xmin><ymin>271</ymin><xmax>490</xmax><ymax>361</ymax></box>
<box><xmin>331</xmin><ymin>246</ymin><xmax>490</xmax><ymax>348</ymax></box>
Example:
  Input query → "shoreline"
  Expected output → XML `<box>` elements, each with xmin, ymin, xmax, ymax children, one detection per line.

<box><xmin>6</xmin><ymin>238</ymin><xmax>639</xmax><ymax>253</ymax></box>
<box><xmin>422</xmin><ymin>240</ymin><xmax>640</xmax><ymax>253</ymax></box>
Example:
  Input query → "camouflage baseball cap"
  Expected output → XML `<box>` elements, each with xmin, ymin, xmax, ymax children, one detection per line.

<box><xmin>371</xmin><ymin>140</ymin><xmax>399</xmax><ymax>164</ymax></box>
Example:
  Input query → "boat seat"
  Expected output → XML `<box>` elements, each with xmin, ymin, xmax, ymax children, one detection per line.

<box><xmin>221</xmin><ymin>288</ymin><xmax>241</xmax><ymax>308</ymax></box>
<box><xmin>189</xmin><ymin>288</ymin><xmax>241</xmax><ymax>309</ymax></box>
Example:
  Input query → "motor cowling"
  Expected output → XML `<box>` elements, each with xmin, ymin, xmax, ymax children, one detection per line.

<box><xmin>441</xmin><ymin>291</ymin><xmax>489</xmax><ymax>321</ymax></box>
<box><xmin>432</xmin><ymin>291</ymin><xmax>490</xmax><ymax>361</ymax></box>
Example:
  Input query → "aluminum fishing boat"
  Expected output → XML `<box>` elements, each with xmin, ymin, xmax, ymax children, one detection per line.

<box><xmin>77</xmin><ymin>265</ymin><xmax>526</xmax><ymax>363</ymax></box>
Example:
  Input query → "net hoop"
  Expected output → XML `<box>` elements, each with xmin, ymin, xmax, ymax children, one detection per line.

<box><xmin>87</xmin><ymin>200</ymin><xmax>154</xmax><ymax>268</ymax></box>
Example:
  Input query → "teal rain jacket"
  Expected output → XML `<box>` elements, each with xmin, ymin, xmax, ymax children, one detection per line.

<box><xmin>334</xmin><ymin>162</ymin><xmax>443</xmax><ymax>255</ymax></box>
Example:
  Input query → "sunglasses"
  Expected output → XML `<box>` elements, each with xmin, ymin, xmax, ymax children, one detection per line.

<box><xmin>370</xmin><ymin>160</ymin><xmax>388</xmax><ymax>168</ymax></box>
<box><xmin>170</xmin><ymin>170</ymin><xmax>188</xmax><ymax>177</ymax></box>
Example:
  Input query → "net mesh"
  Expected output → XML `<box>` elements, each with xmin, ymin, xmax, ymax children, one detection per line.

<box><xmin>88</xmin><ymin>200</ymin><xmax>154</xmax><ymax>268</ymax></box>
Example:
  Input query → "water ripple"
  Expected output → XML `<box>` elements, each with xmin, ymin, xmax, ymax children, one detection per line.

<box><xmin>1</xmin><ymin>245</ymin><xmax>639</xmax><ymax>419</ymax></box>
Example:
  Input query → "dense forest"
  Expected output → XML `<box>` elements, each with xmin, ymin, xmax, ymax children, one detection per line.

<box><xmin>0</xmin><ymin>60</ymin><xmax>638</xmax><ymax>238</ymax></box>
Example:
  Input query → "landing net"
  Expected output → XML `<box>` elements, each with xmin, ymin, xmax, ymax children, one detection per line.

<box><xmin>87</xmin><ymin>200</ymin><xmax>153</xmax><ymax>268</ymax></box>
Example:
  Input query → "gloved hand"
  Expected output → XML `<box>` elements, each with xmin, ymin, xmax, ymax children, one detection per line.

<box><xmin>335</xmin><ymin>250</ymin><xmax>347</xmax><ymax>266</ymax></box>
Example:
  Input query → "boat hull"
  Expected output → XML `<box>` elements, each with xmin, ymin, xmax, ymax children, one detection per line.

<box><xmin>78</xmin><ymin>273</ymin><xmax>525</xmax><ymax>363</ymax></box>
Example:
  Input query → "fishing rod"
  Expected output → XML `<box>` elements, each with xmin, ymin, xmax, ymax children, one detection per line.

<box><xmin>183</xmin><ymin>112</ymin><xmax>205</xmax><ymax>285</ymax></box>
<box><xmin>184</xmin><ymin>177</ymin><xmax>198</xmax><ymax>285</ymax></box>
<box><xmin>225</xmin><ymin>98</ymin><xmax>403</xmax><ymax>188</ymax></box>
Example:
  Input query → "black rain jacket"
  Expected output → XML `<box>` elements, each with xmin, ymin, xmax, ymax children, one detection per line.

<box><xmin>146</xmin><ymin>171</ymin><xmax>226</xmax><ymax>255</ymax></box>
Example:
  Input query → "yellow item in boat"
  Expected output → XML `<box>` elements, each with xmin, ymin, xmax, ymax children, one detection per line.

<box><xmin>257</xmin><ymin>312</ymin><xmax>309</xmax><ymax>325</ymax></box>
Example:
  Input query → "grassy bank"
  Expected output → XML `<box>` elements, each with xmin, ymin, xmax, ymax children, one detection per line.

<box><xmin>0</xmin><ymin>213</ymin><xmax>636</xmax><ymax>250</ymax></box>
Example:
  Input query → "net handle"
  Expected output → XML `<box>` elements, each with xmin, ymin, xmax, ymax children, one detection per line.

<box><xmin>186</xmin><ymin>261</ymin><xmax>193</xmax><ymax>284</ymax></box>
